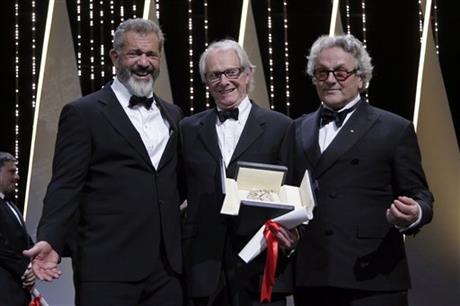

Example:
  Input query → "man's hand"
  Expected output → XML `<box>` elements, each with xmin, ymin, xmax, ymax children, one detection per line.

<box><xmin>386</xmin><ymin>196</ymin><xmax>420</xmax><ymax>227</ymax></box>
<box><xmin>21</xmin><ymin>263</ymin><xmax>36</xmax><ymax>290</ymax></box>
<box><xmin>23</xmin><ymin>241</ymin><xmax>62</xmax><ymax>281</ymax></box>
<box><xmin>275</xmin><ymin>226</ymin><xmax>300</xmax><ymax>251</ymax></box>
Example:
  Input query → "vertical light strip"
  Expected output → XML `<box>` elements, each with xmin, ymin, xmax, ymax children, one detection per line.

<box><xmin>14</xmin><ymin>0</ymin><xmax>20</xmax><ymax>198</ymax></box>
<box><xmin>345</xmin><ymin>0</ymin><xmax>351</xmax><ymax>34</ymax></box>
<box><xmin>77</xmin><ymin>0</ymin><xmax>82</xmax><ymax>77</ymax></box>
<box><xmin>188</xmin><ymin>0</ymin><xmax>194</xmax><ymax>113</ymax></box>
<box><xmin>132</xmin><ymin>0</ymin><xmax>138</xmax><ymax>17</ymax></box>
<box><xmin>433</xmin><ymin>0</ymin><xmax>439</xmax><ymax>54</ymax></box>
<box><xmin>283</xmin><ymin>0</ymin><xmax>290</xmax><ymax>115</ymax></box>
<box><xmin>89</xmin><ymin>0</ymin><xmax>95</xmax><ymax>85</ymax></box>
<box><xmin>361</xmin><ymin>0</ymin><xmax>367</xmax><ymax>48</ymax></box>
<box><xmin>120</xmin><ymin>1</ymin><xmax>125</xmax><ymax>21</ymax></box>
<box><xmin>414</xmin><ymin>0</ymin><xmax>433</xmax><ymax>129</ymax></box>
<box><xmin>266</xmin><ymin>0</ymin><xmax>275</xmax><ymax>109</ymax></box>
<box><xmin>361</xmin><ymin>0</ymin><xmax>368</xmax><ymax>101</ymax></box>
<box><xmin>204</xmin><ymin>0</ymin><xmax>210</xmax><ymax>107</ymax></box>
<box><xmin>156</xmin><ymin>0</ymin><xmax>160</xmax><ymax>20</ymax></box>
<box><xmin>329</xmin><ymin>0</ymin><xmax>339</xmax><ymax>36</ymax></box>
<box><xmin>99</xmin><ymin>1</ymin><xmax>105</xmax><ymax>80</ymax></box>
<box><xmin>110</xmin><ymin>0</ymin><xmax>116</xmax><ymax>77</ymax></box>
<box><xmin>26</xmin><ymin>0</ymin><xmax>56</xmax><ymax>212</ymax></box>
<box><xmin>31</xmin><ymin>0</ymin><xmax>37</xmax><ymax>109</ymax></box>
<box><xmin>418</xmin><ymin>0</ymin><xmax>423</xmax><ymax>43</ymax></box>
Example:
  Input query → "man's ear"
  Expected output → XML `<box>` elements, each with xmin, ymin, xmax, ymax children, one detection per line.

<box><xmin>109</xmin><ymin>49</ymin><xmax>119</xmax><ymax>66</ymax></box>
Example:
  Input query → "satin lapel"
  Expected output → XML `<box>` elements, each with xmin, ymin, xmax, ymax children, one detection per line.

<box><xmin>228</xmin><ymin>104</ymin><xmax>264</xmax><ymax>165</ymax></box>
<box><xmin>299</xmin><ymin>110</ymin><xmax>322</xmax><ymax>167</ymax></box>
<box><xmin>315</xmin><ymin>102</ymin><xmax>379</xmax><ymax>177</ymax></box>
<box><xmin>99</xmin><ymin>88</ymin><xmax>155</xmax><ymax>171</ymax></box>
<box><xmin>156</xmin><ymin>97</ymin><xmax>179</xmax><ymax>170</ymax></box>
<box><xmin>0</xmin><ymin>198</ymin><xmax>27</xmax><ymax>234</ymax></box>
<box><xmin>197</xmin><ymin>110</ymin><xmax>222</xmax><ymax>164</ymax></box>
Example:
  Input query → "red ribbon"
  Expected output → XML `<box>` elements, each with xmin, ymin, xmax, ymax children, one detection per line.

<box><xmin>29</xmin><ymin>295</ymin><xmax>42</xmax><ymax>306</ymax></box>
<box><xmin>260</xmin><ymin>220</ymin><xmax>281</xmax><ymax>302</ymax></box>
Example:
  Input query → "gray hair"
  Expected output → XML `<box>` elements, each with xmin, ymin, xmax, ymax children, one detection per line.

<box><xmin>113</xmin><ymin>18</ymin><xmax>165</xmax><ymax>52</ymax></box>
<box><xmin>0</xmin><ymin>152</ymin><xmax>16</xmax><ymax>169</ymax></box>
<box><xmin>306</xmin><ymin>34</ymin><xmax>373</xmax><ymax>90</ymax></box>
<box><xmin>199</xmin><ymin>39</ymin><xmax>256</xmax><ymax>92</ymax></box>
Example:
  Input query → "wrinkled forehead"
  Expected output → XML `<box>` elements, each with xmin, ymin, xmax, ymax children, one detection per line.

<box><xmin>316</xmin><ymin>47</ymin><xmax>356</xmax><ymax>68</ymax></box>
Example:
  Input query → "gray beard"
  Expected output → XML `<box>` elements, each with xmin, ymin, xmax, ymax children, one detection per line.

<box><xmin>125</xmin><ymin>77</ymin><xmax>154</xmax><ymax>97</ymax></box>
<box><xmin>118</xmin><ymin>68</ymin><xmax>159</xmax><ymax>97</ymax></box>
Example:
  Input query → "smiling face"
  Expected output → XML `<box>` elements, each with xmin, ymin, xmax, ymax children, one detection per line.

<box><xmin>205</xmin><ymin>49</ymin><xmax>253</xmax><ymax>110</ymax></box>
<box><xmin>110</xmin><ymin>31</ymin><xmax>161</xmax><ymax>97</ymax></box>
<box><xmin>0</xmin><ymin>161</ymin><xmax>19</xmax><ymax>195</ymax></box>
<box><xmin>313</xmin><ymin>46</ymin><xmax>363</xmax><ymax>110</ymax></box>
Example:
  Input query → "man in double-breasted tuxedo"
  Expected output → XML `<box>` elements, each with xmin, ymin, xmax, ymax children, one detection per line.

<box><xmin>0</xmin><ymin>152</ymin><xmax>35</xmax><ymax>305</ymax></box>
<box><xmin>180</xmin><ymin>39</ymin><xmax>298</xmax><ymax>306</ymax></box>
<box><xmin>24</xmin><ymin>19</ymin><xmax>183</xmax><ymax>305</ymax></box>
<box><xmin>288</xmin><ymin>34</ymin><xmax>434</xmax><ymax>306</ymax></box>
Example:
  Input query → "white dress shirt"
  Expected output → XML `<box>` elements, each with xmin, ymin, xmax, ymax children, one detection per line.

<box><xmin>318</xmin><ymin>95</ymin><xmax>361</xmax><ymax>153</ymax></box>
<box><xmin>216</xmin><ymin>96</ymin><xmax>252</xmax><ymax>168</ymax></box>
<box><xmin>111</xmin><ymin>78</ymin><xmax>170</xmax><ymax>169</ymax></box>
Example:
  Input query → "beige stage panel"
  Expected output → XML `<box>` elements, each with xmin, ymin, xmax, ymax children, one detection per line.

<box><xmin>24</xmin><ymin>0</ymin><xmax>79</xmax><ymax>305</ymax></box>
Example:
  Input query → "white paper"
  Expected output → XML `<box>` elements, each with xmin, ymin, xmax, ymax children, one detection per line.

<box><xmin>32</xmin><ymin>288</ymin><xmax>50</xmax><ymax>306</ymax></box>
<box><xmin>238</xmin><ymin>207</ymin><xmax>311</xmax><ymax>263</ymax></box>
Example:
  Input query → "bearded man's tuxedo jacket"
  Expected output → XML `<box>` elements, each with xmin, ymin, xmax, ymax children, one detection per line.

<box><xmin>37</xmin><ymin>83</ymin><xmax>183</xmax><ymax>284</ymax></box>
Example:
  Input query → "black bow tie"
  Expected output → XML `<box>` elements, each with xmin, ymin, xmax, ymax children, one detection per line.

<box><xmin>216</xmin><ymin>108</ymin><xmax>239</xmax><ymax>123</ymax></box>
<box><xmin>129</xmin><ymin>95</ymin><xmax>154</xmax><ymax>109</ymax></box>
<box><xmin>320</xmin><ymin>106</ymin><xmax>355</xmax><ymax>128</ymax></box>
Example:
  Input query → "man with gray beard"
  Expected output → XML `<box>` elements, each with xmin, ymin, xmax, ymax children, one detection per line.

<box><xmin>24</xmin><ymin>18</ymin><xmax>184</xmax><ymax>306</ymax></box>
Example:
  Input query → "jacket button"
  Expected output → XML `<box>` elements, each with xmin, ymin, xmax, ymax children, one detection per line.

<box><xmin>351</xmin><ymin>158</ymin><xmax>360</xmax><ymax>165</ymax></box>
<box><xmin>324</xmin><ymin>230</ymin><xmax>334</xmax><ymax>236</ymax></box>
<box><xmin>329</xmin><ymin>192</ymin><xmax>337</xmax><ymax>199</ymax></box>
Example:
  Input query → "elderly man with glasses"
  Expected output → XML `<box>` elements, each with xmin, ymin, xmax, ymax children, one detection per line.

<box><xmin>286</xmin><ymin>34</ymin><xmax>434</xmax><ymax>306</ymax></box>
<box><xmin>180</xmin><ymin>39</ymin><xmax>298</xmax><ymax>306</ymax></box>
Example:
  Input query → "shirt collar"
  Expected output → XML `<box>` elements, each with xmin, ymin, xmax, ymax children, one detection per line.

<box><xmin>321</xmin><ymin>94</ymin><xmax>361</xmax><ymax>112</ymax></box>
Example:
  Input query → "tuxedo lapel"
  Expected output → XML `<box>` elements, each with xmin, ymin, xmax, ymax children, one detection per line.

<box><xmin>0</xmin><ymin>198</ymin><xmax>27</xmax><ymax>236</ymax></box>
<box><xmin>314</xmin><ymin>101</ymin><xmax>379</xmax><ymax>177</ymax></box>
<box><xmin>156</xmin><ymin>97</ymin><xmax>179</xmax><ymax>170</ymax></box>
<box><xmin>99</xmin><ymin>87</ymin><xmax>155</xmax><ymax>171</ymax></box>
<box><xmin>197</xmin><ymin>110</ymin><xmax>222</xmax><ymax>165</ymax></box>
<box><xmin>299</xmin><ymin>110</ymin><xmax>322</xmax><ymax>167</ymax></box>
<box><xmin>228</xmin><ymin>104</ymin><xmax>264</xmax><ymax>165</ymax></box>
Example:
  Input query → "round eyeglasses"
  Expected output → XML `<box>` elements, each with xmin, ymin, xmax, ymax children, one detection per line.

<box><xmin>313</xmin><ymin>68</ymin><xmax>358</xmax><ymax>82</ymax></box>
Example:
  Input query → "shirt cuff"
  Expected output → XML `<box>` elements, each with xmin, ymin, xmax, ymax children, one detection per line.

<box><xmin>396</xmin><ymin>201</ymin><xmax>423</xmax><ymax>232</ymax></box>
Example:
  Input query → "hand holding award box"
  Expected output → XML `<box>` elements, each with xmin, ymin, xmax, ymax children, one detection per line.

<box><xmin>220</xmin><ymin>161</ymin><xmax>316</xmax><ymax>263</ymax></box>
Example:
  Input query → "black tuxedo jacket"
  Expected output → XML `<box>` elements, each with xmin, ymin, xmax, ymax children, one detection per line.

<box><xmin>37</xmin><ymin>83</ymin><xmax>183</xmax><ymax>282</ymax></box>
<box><xmin>180</xmin><ymin>102</ymin><xmax>293</xmax><ymax>297</ymax></box>
<box><xmin>0</xmin><ymin>197</ymin><xmax>33</xmax><ymax>305</ymax></box>
<box><xmin>287</xmin><ymin>100</ymin><xmax>433</xmax><ymax>291</ymax></box>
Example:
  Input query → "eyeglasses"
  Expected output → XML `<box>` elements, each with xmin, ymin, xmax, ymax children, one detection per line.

<box><xmin>206</xmin><ymin>67</ymin><xmax>244</xmax><ymax>83</ymax></box>
<box><xmin>313</xmin><ymin>68</ymin><xmax>358</xmax><ymax>82</ymax></box>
